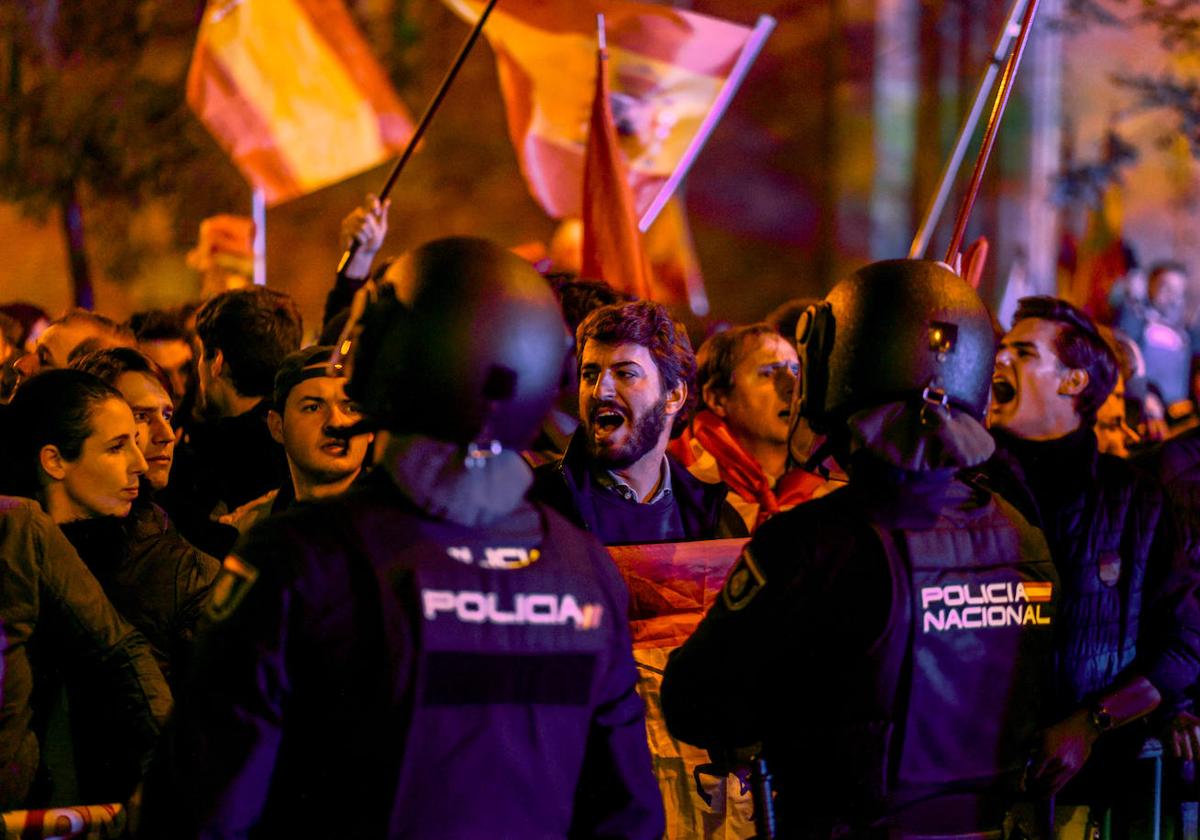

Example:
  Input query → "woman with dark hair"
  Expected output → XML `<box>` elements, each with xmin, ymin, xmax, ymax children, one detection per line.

<box><xmin>1</xmin><ymin>368</ymin><xmax>171</xmax><ymax>806</ymax></box>
<box><xmin>68</xmin><ymin>348</ymin><xmax>221</xmax><ymax>685</ymax></box>
<box><xmin>4</xmin><ymin>368</ymin><xmax>147</xmax><ymax>519</ymax></box>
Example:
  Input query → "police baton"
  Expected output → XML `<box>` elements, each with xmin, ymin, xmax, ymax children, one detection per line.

<box><xmin>749</xmin><ymin>756</ymin><xmax>778</xmax><ymax>839</ymax></box>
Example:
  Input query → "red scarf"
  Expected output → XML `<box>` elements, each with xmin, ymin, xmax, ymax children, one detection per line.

<box><xmin>671</xmin><ymin>411</ymin><xmax>825</xmax><ymax>528</ymax></box>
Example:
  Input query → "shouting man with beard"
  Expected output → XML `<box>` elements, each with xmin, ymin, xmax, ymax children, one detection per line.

<box><xmin>531</xmin><ymin>299</ymin><xmax>746</xmax><ymax>545</ymax></box>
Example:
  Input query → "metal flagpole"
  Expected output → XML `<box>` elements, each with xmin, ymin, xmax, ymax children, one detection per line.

<box><xmin>908</xmin><ymin>0</ymin><xmax>1031</xmax><ymax>259</ymax></box>
<box><xmin>637</xmin><ymin>15</ymin><xmax>777</xmax><ymax>233</ymax></box>
<box><xmin>336</xmin><ymin>0</ymin><xmax>500</xmax><ymax>274</ymax></box>
<box><xmin>252</xmin><ymin>187</ymin><xmax>267</xmax><ymax>286</ymax></box>
<box><xmin>943</xmin><ymin>0</ymin><xmax>1042</xmax><ymax>264</ymax></box>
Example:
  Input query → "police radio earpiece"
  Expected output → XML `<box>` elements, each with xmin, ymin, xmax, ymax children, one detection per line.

<box><xmin>342</xmin><ymin>283</ymin><xmax>412</xmax><ymax>430</ymax></box>
<box><xmin>795</xmin><ymin>300</ymin><xmax>834</xmax><ymax>433</ymax></box>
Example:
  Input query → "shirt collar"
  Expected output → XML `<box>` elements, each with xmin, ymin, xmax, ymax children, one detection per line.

<box><xmin>595</xmin><ymin>456</ymin><xmax>673</xmax><ymax>504</ymax></box>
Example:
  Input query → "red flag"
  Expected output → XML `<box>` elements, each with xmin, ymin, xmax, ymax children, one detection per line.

<box><xmin>1075</xmin><ymin>184</ymin><xmax>1127</xmax><ymax>321</ymax></box>
<box><xmin>581</xmin><ymin>40</ymin><xmax>652</xmax><ymax>300</ymax></box>
<box><xmin>644</xmin><ymin>194</ymin><xmax>706</xmax><ymax>311</ymax></box>
<box><xmin>548</xmin><ymin>195</ymin><xmax>706</xmax><ymax>309</ymax></box>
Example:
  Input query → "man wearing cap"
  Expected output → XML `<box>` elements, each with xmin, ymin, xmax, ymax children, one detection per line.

<box><xmin>141</xmin><ymin>238</ymin><xmax>664</xmax><ymax>839</ymax></box>
<box><xmin>220</xmin><ymin>345</ymin><xmax>373</xmax><ymax>534</ymax></box>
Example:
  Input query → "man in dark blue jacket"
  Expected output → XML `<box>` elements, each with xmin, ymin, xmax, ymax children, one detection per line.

<box><xmin>141</xmin><ymin>238</ymin><xmax>664</xmax><ymax>839</ymax></box>
<box><xmin>530</xmin><ymin>299</ymin><xmax>745</xmax><ymax>545</ymax></box>
<box><xmin>986</xmin><ymin>296</ymin><xmax>1200</xmax><ymax>825</ymax></box>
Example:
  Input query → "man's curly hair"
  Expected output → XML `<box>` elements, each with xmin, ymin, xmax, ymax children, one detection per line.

<box><xmin>576</xmin><ymin>300</ymin><xmax>697</xmax><ymax>436</ymax></box>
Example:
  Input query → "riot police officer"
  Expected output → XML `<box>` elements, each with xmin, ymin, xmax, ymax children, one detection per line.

<box><xmin>140</xmin><ymin>238</ymin><xmax>665</xmax><ymax>838</ymax></box>
<box><xmin>660</xmin><ymin>260</ymin><xmax>1059</xmax><ymax>838</ymax></box>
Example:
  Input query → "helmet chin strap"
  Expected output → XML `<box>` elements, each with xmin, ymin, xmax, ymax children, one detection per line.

<box><xmin>465</xmin><ymin>365</ymin><xmax>520</xmax><ymax>468</ymax></box>
<box><xmin>919</xmin><ymin>383</ymin><xmax>950</xmax><ymax>427</ymax></box>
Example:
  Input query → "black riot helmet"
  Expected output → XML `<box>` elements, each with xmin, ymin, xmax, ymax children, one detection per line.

<box><xmin>339</xmin><ymin>237</ymin><xmax>572</xmax><ymax>450</ymax></box>
<box><xmin>794</xmin><ymin>259</ymin><xmax>995</xmax><ymax>434</ymax></box>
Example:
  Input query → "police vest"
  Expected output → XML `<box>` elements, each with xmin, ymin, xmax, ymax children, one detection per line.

<box><xmin>801</xmin><ymin>492</ymin><xmax>1058</xmax><ymax>832</ymax></box>
<box><xmin>376</xmin><ymin>505</ymin><xmax>624</xmax><ymax>839</ymax></box>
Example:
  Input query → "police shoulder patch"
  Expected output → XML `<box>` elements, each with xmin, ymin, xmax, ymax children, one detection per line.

<box><xmin>721</xmin><ymin>548</ymin><xmax>767</xmax><ymax>612</ymax></box>
<box><xmin>206</xmin><ymin>555</ymin><xmax>260</xmax><ymax>623</ymax></box>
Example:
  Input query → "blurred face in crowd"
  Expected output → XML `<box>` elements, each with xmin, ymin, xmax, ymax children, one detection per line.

<box><xmin>990</xmin><ymin>318</ymin><xmax>1087</xmax><ymax>441</ymax></box>
<box><xmin>115</xmin><ymin>371</ymin><xmax>176</xmax><ymax>491</ymax></box>
<box><xmin>268</xmin><ymin>376</ymin><xmax>371</xmax><ymax>499</ymax></box>
<box><xmin>1150</xmin><ymin>269</ymin><xmax>1187</xmax><ymax>323</ymax></box>
<box><xmin>140</xmin><ymin>338</ymin><xmax>194</xmax><ymax>411</ymax></box>
<box><xmin>15</xmin><ymin>320</ymin><xmax>106</xmax><ymax>379</ymax></box>
<box><xmin>23</xmin><ymin>317</ymin><xmax>49</xmax><ymax>353</ymax></box>
<box><xmin>706</xmin><ymin>334</ymin><xmax>799</xmax><ymax>451</ymax></box>
<box><xmin>1094</xmin><ymin>376</ymin><xmax>1137</xmax><ymax>459</ymax></box>
<box><xmin>40</xmin><ymin>397</ymin><xmax>147</xmax><ymax>523</ymax></box>
<box><xmin>579</xmin><ymin>341</ymin><xmax>685</xmax><ymax>470</ymax></box>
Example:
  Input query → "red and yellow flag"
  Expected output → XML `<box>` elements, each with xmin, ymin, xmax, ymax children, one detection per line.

<box><xmin>643</xmin><ymin>194</ymin><xmax>706</xmax><ymax>311</ymax></box>
<box><xmin>187</xmin><ymin>0</ymin><xmax>415</xmax><ymax>206</ymax></box>
<box><xmin>442</xmin><ymin>0</ymin><xmax>758</xmax><ymax>220</ymax></box>
<box><xmin>606</xmin><ymin>539</ymin><xmax>747</xmax><ymax>651</ymax></box>
<box><xmin>607</xmin><ymin>540</ymin><xmax>755</xmax><ymax>838</ymax></box>
<box><xmin>582</xmin><ymin>40</ymin><xmax>653</xmax><ymax>300</ymax></box>
<box><xmin>1072</xmin><ymin>183</ymin><xmax>1127</xmax><ymax>321</ymax></box>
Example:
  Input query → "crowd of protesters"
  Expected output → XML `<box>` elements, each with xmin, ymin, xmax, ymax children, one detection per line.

<box><xmin>0</xmin><ymin>197</ymin><xmax>1197</xmax><ymax>840</ymax></box>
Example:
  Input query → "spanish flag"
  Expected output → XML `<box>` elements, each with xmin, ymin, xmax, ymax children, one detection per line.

<box><xmin>581</xmin><ymin>35</ymin><xmax>653</xmax><ymax>300</ymax></box>
<box><xmin>442</xmin><ymin>0</ymin><xmax>759</xmax><ymax>221</ymax></box>
<box><xmin>187</xmin><ymin>0</ymin><xmax>415</xmax><ymax>206</ymax></box>
<box><xmin>1022</xmin><ymin>581</ymin><xmax>1053</xmax><ymax>603</ymax></box>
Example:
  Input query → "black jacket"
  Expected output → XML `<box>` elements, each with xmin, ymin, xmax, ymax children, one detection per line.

<box><xmin>57</xmin><ymin>501</ymin><xmax>216</xmax><ymax>802</ymax></box>
<box><xmin>0</xmin><ymin>497</ymin><xmax>171</xmax><ymax>809</ymax></box>
<box><xmin>1138</xmin><ymin>426</ymin><xmax>1200</xmax><ymax>572</ymax></box>
<box><xmin>161</xmin><ymin>400</ymin><xmax>287</xmax><ymax>557</ymax></box>
<box><xmin>982</xmin><ymin>428</ymin><xmax>1200</xmax><ymax>711</ymax></box>
<box><xmin>530</xmin><ymin>430</ymin><xmax>747</xmax><ymax>545</ymax></box>
<box><xmin>59</xmin><ymin>499</ymin><xmax>220</xmax><ymax>683</ymax></box>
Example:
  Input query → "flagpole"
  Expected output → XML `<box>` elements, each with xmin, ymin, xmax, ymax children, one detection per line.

<box><xmin>336</xmin><ymin>0</ymin><xmax>500</xmax><ymax>273</ymax></box>
<box><xmin>943</xmin><ymin>0</ymin><xmax>1042</xmax><ymax>264</ymax></box>
<box><xmin>637</xmin><ymin>15</ymin><xmax>776</xmax><ymax>233</ymax></box>
<box><xmin>908</xmin><ymin>0</ymin><xmax>1031</xmax><ymax>259</ymax></box>
<box><xmin>252</xmin><ymin>187</ymin><xmax>267</xmax><ymax>286</ymax></box>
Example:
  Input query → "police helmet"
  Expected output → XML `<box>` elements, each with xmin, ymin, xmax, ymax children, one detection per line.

<box><xmin>794</xmin><ymin>259</ymin><xmax>995</xmax><ymax>434</ymax></box>
<box><xmin>340</xmin><ymin>237</ymin><xmax>572</xmax><ymax>449</ymax></box>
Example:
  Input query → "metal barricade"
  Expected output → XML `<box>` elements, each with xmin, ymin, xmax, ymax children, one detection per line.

<box><xmin>1094</xmin><ymin>737</ymin><xmax>1163</xmax><ymax>840</ymax></box>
